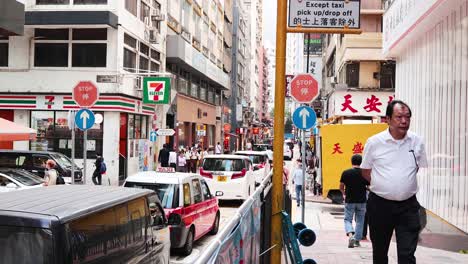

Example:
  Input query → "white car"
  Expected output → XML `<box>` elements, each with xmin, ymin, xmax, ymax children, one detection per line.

<box><xmin>284</xmin><ymin>145</ymin><xmax>293</xmax><ymax>160</ymax></box>
<box><xmin>234</xmin><ymin>150</ymin><xmax>271</xmax><ymax>184</ymax></box>
<box><xmin>200</xmin><ymin>155</ymin><xmax>256</xmax><ymax>201</ymax></box>
<box><xmin>0</xmin><ymin>169</ymin><xmax>45</xmax><ymax>192</ymax></box>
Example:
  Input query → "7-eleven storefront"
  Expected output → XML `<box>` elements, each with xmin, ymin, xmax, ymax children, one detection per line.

<box><xmin>0</xmin><ymin>94</ymin><xmax>157</xmax><ymax>185</ymax></box>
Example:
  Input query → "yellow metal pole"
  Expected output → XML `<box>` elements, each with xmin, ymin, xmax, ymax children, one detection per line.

<box><xmin>271</xmin><ymin>0</ymin><xmax>287</xmax><ymax>262</ymax></box>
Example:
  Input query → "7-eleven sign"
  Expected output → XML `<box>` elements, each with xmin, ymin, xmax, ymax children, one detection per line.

<box><xmin>143</xmin><ymin>77</ymin><xmax>171</xmax><ymax>104</ymax></box>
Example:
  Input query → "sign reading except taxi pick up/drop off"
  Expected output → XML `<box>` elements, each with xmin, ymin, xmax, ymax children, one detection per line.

<box><xmin>288</xmin><ymin>0</ymin><xmax>361</xmax><ymax>29</ymax></box>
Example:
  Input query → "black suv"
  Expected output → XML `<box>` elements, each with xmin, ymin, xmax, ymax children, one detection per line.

<box><xmin>0</xmin><ymin>150</ymin><xmax>83</xmax><ymax>183</ymax></box>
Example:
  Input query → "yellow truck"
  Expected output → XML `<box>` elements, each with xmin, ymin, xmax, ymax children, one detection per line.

<box><xmin>320</xmin><ymin>123</ymin><xmax>387</xmax><ymax>203</ymax></box>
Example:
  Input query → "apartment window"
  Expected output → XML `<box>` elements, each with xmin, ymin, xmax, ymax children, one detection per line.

<box><xmin>346</xmin><ymin>62</ymin><xmax>359</xmax><ymax>87</ymax></box>
<box><xmin>125</xmin><ymin>0</ymin><xmax>137</xmax><ymax>16</ymax></box>
<box><xmin>199</xmin><ymin>81</ymin><xmax>207</xmax><ymax>101</ymax></box>
<box><xmin>124</xmin><ymin>48</ymin><xmax>137</xmax><ymax>72</ymax></box>
<box><xmin>150</xmin><ymin>49</ymin><xmax>161</xmax><ymax>72</ymax></box>
<box><xmin>181</xmin><ymin>0</ymin><xmax>191</xmax><ymax>30</ymax></box>
<box><xmin>34</xmin><ymin>28</ymin><xmax>107</xmax><ymax>67</ymax></box>
<box><xmin>140</xmin><ymin>2</ymin><xmax>151</xmax><ymax>25</ymax></box>
<box><xmin>151</xmin><ymin>1</ymin><xmax>162</xmax><ymax>30</ymax></box>
<box><xmin>0</xmin><ymin>37</ymin><xmax>8</xmax><ymax>67</ymax></box>
<box><xmin>30</xmin><ymin>111</ymin><xmax>103</xmax><ymax>158</ymax></box>
<box><xmin>380</xmin><ymin>61</ymin><xmax>396</xmax><ymax>88</ymax></box>
<box><xmin>190</xmin><ymin>82</ymin><xmax>199</xmax><ymax>98</ymax></box>
<box><xmin>36</xmin><ymin>0</ymin><xmax>69</xmax><ymax>4</ymax></box>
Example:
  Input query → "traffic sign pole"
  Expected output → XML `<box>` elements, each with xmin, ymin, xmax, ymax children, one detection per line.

<box><xmin>271</xmin><ymin>0</ymin><xmax>287</xmax><ymax>262</ymax></box>
<box><xmin>83</xmin><ymin>130</ymin><xmax>87</xmax><ymax>185</ymax></box>
<box><xmin>301</xmin><ymin>122</ymin><xmax>306</xmax><ymax>223</ymax></box>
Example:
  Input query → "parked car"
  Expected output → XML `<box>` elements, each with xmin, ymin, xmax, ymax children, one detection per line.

<box><xmin>0</xmin><ymin>168</ymin><xmax>44</xmax><ymax>192</ymax></box>
<box><xmin>200</xmin><ymin>154</ymin><xmax>256</xmax><ymax>201</ymax></box>
<box><xmin>284</xmin><ymin>144</ymin><xmax>293</xmax><ymax>160</ymax></box>
<box><xmin>0</xmin><ymin>185</ymin><xmax>170</xmax><ymax>263</ymax></box>
<box><xmin>252</xmin><ymin>144</ymin><xmax>273</xmax><ymax>161</ymax></box>
<box><xmin>123</xmin><ymin>169</ymin><xmax>220</xmax><ymax>255</ymax></box>
<box><xmin>0</xmin><ymin>150</ymin><xmax>83</xmax><ymax>183</ymax></box>
<box><xmin>234</xmin><ymin>150</ymin><xmax>271</xmax><ymax>184</ymax></box>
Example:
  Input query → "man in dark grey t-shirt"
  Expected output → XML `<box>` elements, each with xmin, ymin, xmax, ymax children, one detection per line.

<box><xmin>340</xmin><ymin>154</ymin><xmax>369</xmax><ymax>248</ymax></box>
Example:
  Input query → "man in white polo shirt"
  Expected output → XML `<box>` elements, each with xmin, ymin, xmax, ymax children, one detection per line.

<box><xmin>361</xmin><ymin>100</ymin><xmax>427</xmax><ymax>264</ymax></box>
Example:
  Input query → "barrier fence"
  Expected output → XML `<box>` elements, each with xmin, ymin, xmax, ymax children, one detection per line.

<box><xmin>195</xmin><ymin>173</ymin><xmax>274</xmax><ymax>264</ymax></box>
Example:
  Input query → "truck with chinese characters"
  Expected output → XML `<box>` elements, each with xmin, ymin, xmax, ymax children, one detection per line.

<box><xmin>320</xmin><ymin>123</ymin><xmax>387</xmax><ymax>203</ymax></box>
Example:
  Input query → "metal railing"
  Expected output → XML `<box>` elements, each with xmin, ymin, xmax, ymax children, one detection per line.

<box><xmin>195</xmin><ymin>172</ymin><xmax>273</xmax><ymax>264</ymax></box>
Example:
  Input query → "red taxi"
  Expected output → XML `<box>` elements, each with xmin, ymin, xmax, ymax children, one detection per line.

<box><xmin>123</xmin><ymin>168</ymin><xmax>220</xmax><ymax>255</ymax></box>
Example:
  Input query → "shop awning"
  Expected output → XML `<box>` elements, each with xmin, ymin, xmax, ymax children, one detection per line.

<box><xmin>0</xmin><ymin>118</ymin><xmax>36</xmax><ymax>141</ymax></box>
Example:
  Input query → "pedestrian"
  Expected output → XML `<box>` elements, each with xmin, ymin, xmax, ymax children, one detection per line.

<box><xmin>92</xmin><ymin>154</ymin><xmax>104</xmax><ymax>185</ymax></box>
<box><xmin>158</xmin><ymin>144</ymin><xmax>170</xmax><ymax>167</ymax></box>
<box><xmin>177</xmin><ymin>150</ymin><xmax>187</xmax><ymax>172</ymax></box>
<box><xmin>43</xmin><ymin>159</ymin><xmax>58</xmax><ymax>186</ymax></box>
<box><xmin>168</xmin><ymin>146</ymin><xmax>177</xmax><ymax>170</ymax></box>
<box><xmin>361</xmin><ymin>100</ymin><xmax>427</xmax><ymax>264</ymax></box>
<box><xmin>292</xmin><ymin>160</ymin><xmax>304</xmax><ymax>207</ymax></box>
<box><xmin>340</xmin><ymin>154</ymin><xmax>369</xmax><ymax>248</ymax></box>
<box><xmin>184</xmin><ymin>149</ymin><xmax>192</xmax><ymax>172</ymax></box>
<box><xmin>215</xmin><ymin>142</ymin><xmax>222</xmax><ymax>154</ymax></box>
<box><xmin>190</xmin><ymin>147</ymin><xmax>199</xmax><ymax>173</ymax></box>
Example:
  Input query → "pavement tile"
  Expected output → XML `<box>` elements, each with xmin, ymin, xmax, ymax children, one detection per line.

<box><xmin>284</xmin><ymin>201</ymin><xmax>468</xmax><ymax>264</ymax></box>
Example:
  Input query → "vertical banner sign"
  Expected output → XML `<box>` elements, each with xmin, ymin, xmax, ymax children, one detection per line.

<box><xmin>143</xmin><ymin>77</ymin><xmax>171</xmax><ymax>104</ymax></box>
<box><xmin>288</xmin><ymin>0</ymin><xmax>361</xmax><ymax>29</ymax></box>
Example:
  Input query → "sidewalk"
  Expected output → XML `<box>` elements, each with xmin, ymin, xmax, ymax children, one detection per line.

<box><xmin>289</xmin><ymin>201</ymin><xmax>468</xmax><ymax>264</ymax></box>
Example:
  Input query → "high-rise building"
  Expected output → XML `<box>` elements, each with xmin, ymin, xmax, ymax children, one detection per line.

<box><xmin>0</xmin><ymin>0</ymin><xmax>169</xmax><ymax>183</ymax></box>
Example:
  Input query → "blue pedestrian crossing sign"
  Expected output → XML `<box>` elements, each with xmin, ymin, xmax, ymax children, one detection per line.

<box><xmin>292</xmin><ymin>106</ymin><xmax>316</xmax><ymax>130</ymax></box>
<box><xmin>149</xmin><ymin>131</ymin><xmax>157</xmax><ymax>142</ymax></box>
<box><xmin>75</xmin><ymin>109</ymin><xmax>95</xmax><ymax>131</ymax></box>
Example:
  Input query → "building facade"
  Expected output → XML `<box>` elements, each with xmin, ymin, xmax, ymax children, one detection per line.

<box><xmin>228</xmin><ymin>0</ymin><xmax>250</xmax><ymax>151</ymax></box>
<box><xmin>383</xmin><ymin>0</ymin><xmax>468</xmax><ymax>233</ymax></box>
<box><xmin>0</xmin><ymin>0</ymin><xmax>24</xmax><ymax>36</ymax></box>
<box><xmin>0</xmin><ymin>0</ymin><xmax>168</xmax><ymax>184</ymax></box>
<box><xmin>321</xmin><ymin>0</ymin><xmax>395</xmax><ymax>124</ymax></box>
<box><xmin>165</xmin><ymin>0</ymin><xmax>230</xmax><ymax>152</ymax></box>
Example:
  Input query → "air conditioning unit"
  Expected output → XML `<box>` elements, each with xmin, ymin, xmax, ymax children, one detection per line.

<box><xmin>149</xmin><ymin>29</ymin><xmax>160</xmax><ymax>44</ymax></box>
<box><xmin>330</xmin><ymin>76</ymin><xmax>338</xmax><ymax>84</ymax></box>
<box><xmin>151</xmin><ymin>10</ymin><xmax>165</xmax><ymax>21</ymax></box>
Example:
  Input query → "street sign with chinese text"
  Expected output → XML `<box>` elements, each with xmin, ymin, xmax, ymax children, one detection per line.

<box><xmin>143</xmin><ymin>77</ymin><xmax>171</xmax><ymax>104</ymax></box>
<box><xmin>156</xmin><ymin>128</ymin><xmax>175</xmax><ymax>136</ymax></box>
<box><xmin>290</xmin><ymin>74</ymin><xmax>319</xmax><ymax>103</ymax></box>
<box><xmin>288</xmin><ymin>0</ymin><xmax>361</xmax><ymax>29</ymax></box>
<box><xmin>332</xmin><ymin>91</ymin><xmax>395</xmax><ymax>117</ymax></box>
<box><xmin>73</xmin><ymin>81</ymin><xmax>99</xmax><ymax>108</ymax></box>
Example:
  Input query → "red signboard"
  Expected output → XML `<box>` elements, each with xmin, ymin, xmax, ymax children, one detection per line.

<box><xmin>290</xmin><ymin>74</ymin><xmax>319</xmax><ymax>103</ymax></box>
<box><xmin>252</xmin><ymin>127</ymin><xmax>260</xmax><ymax>134</ymax></box>
<box><xmin>73</xmin><ymin>81</ymin><xmax>99</xmax><ymax>108</ymax></box>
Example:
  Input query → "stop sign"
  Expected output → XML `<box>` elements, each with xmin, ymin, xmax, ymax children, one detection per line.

<box><xmin>73</xmin><ymin>81</ymin><xmax>99</xmax><ymax>108</ymax></box>
<box><xmin>290</xmin><ymin>74</ymin><xmax>319</xmax><ymax>103</ymax></box>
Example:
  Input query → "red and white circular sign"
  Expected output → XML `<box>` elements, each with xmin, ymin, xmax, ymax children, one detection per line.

<box><xmin>72</xmin><ymin>81</ymin><xmax>99</xmax><ymax>108</ymax></box>
<box><xmin>290</xmin><ymin>74</ymin><xmax>319</xmax><ymax>103</ymax></box>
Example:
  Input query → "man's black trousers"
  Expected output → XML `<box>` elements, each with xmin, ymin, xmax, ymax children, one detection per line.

<box><xmin>367</xmin><ymin>192</ymin><xmax>421</xmax><ymax>264</ymax></box>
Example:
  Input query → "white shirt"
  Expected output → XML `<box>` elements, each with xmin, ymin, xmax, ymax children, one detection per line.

<box><xmin>361</xmin><ymin>129</ymin><xmax>428</xmax><ymax>201</ymax></box>
<box><xmin>168</xmin><ymin>151</ymin><xmax>177</xmax><ymax>164</ymax></box>
<box><xmin>215</xmin><ymin>144</ymin><xmax>222</xmax><ymax>154</ymax></box>
<box><xmin>292</xmin><ymin>166</ymin><xmax>304</xmax><ymax>186</ymax></box>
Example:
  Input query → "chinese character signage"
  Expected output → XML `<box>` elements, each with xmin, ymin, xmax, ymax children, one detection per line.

<box><xmin>143</xmin><ymin>77</ymin><xmax>171</xmax><ymax>104</ymax></box>
<box><xmin>321</xmin><ymin>123</ymin><xmax>387</xmax><ymax>198</ymax></box>
<box><xmin>288</xmin><ymin>0</ymin><xmax>361</xmax><ymax>29</ymax></box>
<box><xmin>332</xmin><ymin>91</ymin><xmax>395</xmax><ymax>117</ymax></box>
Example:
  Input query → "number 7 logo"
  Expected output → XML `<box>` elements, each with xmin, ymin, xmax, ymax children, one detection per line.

<box><xmin>45</xmin><ymin>96</ymin><xmax>55</xmax><ymax>109</ymax></box>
